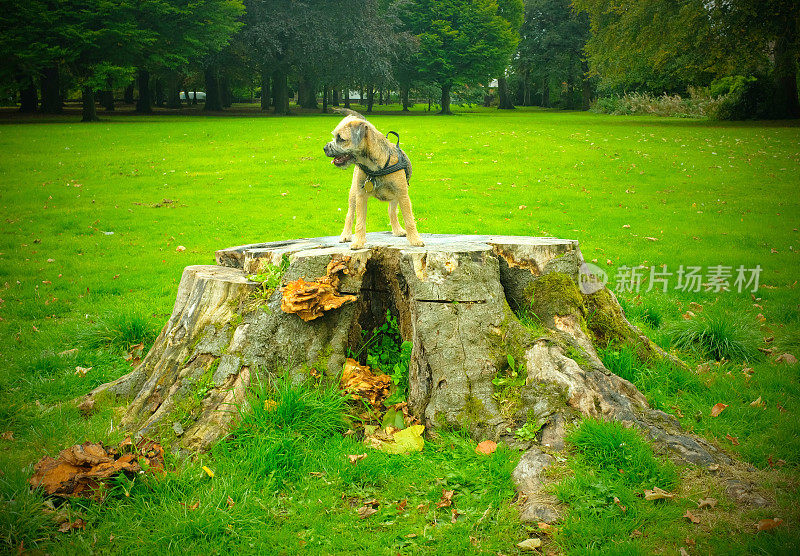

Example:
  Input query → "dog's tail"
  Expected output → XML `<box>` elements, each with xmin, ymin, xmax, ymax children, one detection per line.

<box><xmin>332</xmin><ymin>107</ymin><xmax>366</xmax><ymax>120</ymax></box>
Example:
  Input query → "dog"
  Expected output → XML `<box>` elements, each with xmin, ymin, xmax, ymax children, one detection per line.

<box><xmin>323</xmin><ymin>109</ymin><xmax>424</xmax><ymax>249</ymax></box>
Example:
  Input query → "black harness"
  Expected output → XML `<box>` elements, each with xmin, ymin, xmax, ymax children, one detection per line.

<box><xmin>357</xmin><ymin>131</ymin><xmax>412</xmax><ymax>182</ymax></box>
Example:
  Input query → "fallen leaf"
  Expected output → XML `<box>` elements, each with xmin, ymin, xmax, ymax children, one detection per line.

<box><xmin>357</xmin><ymin>505</ymin><xmax>378</xmax><ymax>519</ymax></box>
<box><xmin>175</xmin><ymin>245</ymin><xmax>186</xmax><ymax>252</ymax></box>
<box><xmin>58</xmin><ymin>348</ymin><xmax>78</xmax><ymax>357</ymax></box>
<box><xmin>436</xmin><ymin>489</ymin><xmax>455</xmax><ymax>508</ymax></box>
<box><xmin>622</xmin><ymin>224</ymin><xmax>631</xmax><ymax>228</ymax></box>
<box><xmin>645</xmin><ymin>237</ymin><xmax>659</xmax><ymax>242</ymax></box>
<box><xmin>348</xmin><ymin>453</ymin><xmax>367</xmax><ymax>465</ymax></box>
<box><xmin>451</xmin><ymin>508</ymin><xmax>462</xmax><ymax>523</ymax></box>
<box><xmin>370</xmin><ymin>424</ymin><xmax>425</xmax><ymax>454</ymax></box>
<box><xmin>475</xmin><ymin>440</ymin><xmax>497</xmax><ymax>455</ymax></box>
<box><xmin>202</xmin><ymin>466</ymin><xmax>215</xmax><ymax>478</ymax></box>
<box><xmin>58</xmin><ymin>518</ymin><xmax>86</xmax><ymax>533</ymax></box>
<box><xmin>397</xmin><ymin>499</ymin><xmax>407</xmax><ymax>512</ymax></box>
<box><xmin>685</xmin><ymin>537</ymin><xmax>696</xmax><ymax>547</ymax></box>
<box><xmin>644</xmin><ymin>486</ymin><xmax>675</xmax><ymax>501</ymax></box>
<box><xmin>517</xmin><ymin>538</ymin><xmax>542</xmax><ymax>551</ymax></box>
<box><xmin>697</xmin><ymin>498</ymin><xmax>718</xmax><ymax>509</ymax></box>
<box><xmin>630</xmin><ymin>529</ymin><xmax>642</xmax><ymax>538</ymax></box>
<box><xmin>77</xmin><ymin>398</ymin><xmax>96</xmax><ymax>416</ymax></box>
<box><xmin>679</xmin><ymin>548</ymin><xmax>689</xmax><ymax>556</ymax></box>
<box><xmin>726</xmin><ymin>433</ymin><xmax>740</xmax><ymax>445</ymax></box>
<box><xmin>750</xmin><ymin>396</ymin><xmax>765</xmax><ymax>408</ymax></box>
<box><xmin>710</xmin><ymin>403</ymin><xmax>728</xmax><ymax>417</ymax></box>
<box><xmin>74</xmin><ymin>366</ymin><xmax>92</xmax><ymax>377</ymax></box>
<box><xmin>684</xmin><ymin>510</ymin><xmax>701</xmax><ymax>524</ymax></box>
<box><xmin>776</xmin><ymin>353</ymin><xmax>798</xmax><ymax>365</ymax></box>
<box><xmin>226</xmin><ymin>496</ymin><xmax>235</xmax><ymax>508</ymax></box>
<box><xmin>1</xmin><ymin>431</ymin><xmax>13</xmax><ymax>441</ymax></box>
<box><xmin>281</xmin><ymin>257</ymin><xmax>356</xmax><ymax>321</ymax></box>
<box><xmin>756</xmin><ymin>517</ymin><xmax>783</xmax><ymax>531</ymax></box>
<box><xmin>28</xmin><ymin>442</ymin><xmax>141</xmax><ymax>500</ymax></box>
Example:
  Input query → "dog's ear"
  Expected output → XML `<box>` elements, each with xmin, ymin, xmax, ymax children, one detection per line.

<box><xmin>333</xmin><ymin>107</ymin><xmax>366</xmax><ymax>120</ymax></box>
<box><xmin>350</xmin><ymin>121</ymin><xmax>366</xmax><ymax>147</ymax></box>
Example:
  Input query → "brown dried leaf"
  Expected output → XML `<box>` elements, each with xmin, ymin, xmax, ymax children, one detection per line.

<box><xmin>450</xmin><ymin>508</ymin><xmax>462</xmax><ymax>523</ymax></box>
<box><xmin>776</xmin><ymin>353</ymin><xmax>798</xmax><ymax>365</ymax></box>
<box><xmin>1</xmin><ymin>431</ymin><xmax>13</xmax><ymax>441</ymax></box>
<box><xmin>341</xmin><ymin>359</ymin><xmax>391</xmax><ymax>406</ymax></box>
<box><xmin>697</xmin><ymin>497</ymin><xmax>718</xmax><ymax>509</ymax></box>
<box><xmin>756</xmin><ymin>517</ymin><xmax>784</xmax><ymax>531</ymax></box>
<box><xmin>684</xmin><ymin>510</ymin><xmax>701</xmax><ymax>524</ymax></box>
<box><xmin>517</xmin><ymin>538</ymin><xmax>542</xmax><ymax>551</ymax></box>
<box><xmin>475</xmin><ymin>440</ymin><xmax>497</xmax><ymax>455</ymax></box>
<box><xmin>726</xmin><ymin>433</ymin><xmax>740</xmax><ymax>445</ymax></box>
<box><xmin>710</xmin><ymin>403</ymin><xmax>728</xmax><ymax>417</ymax></box>
<box><xmin>281</xmin><ymin>257</ymin><xmax>357</xmax><ymax>321</ymax></box>
<box><xmin>750</xmin><ymin>396</ymin><xmax>765</xmax><ymax>408</ymax></box>
<box><xmin>226</xmin><ymin>496</ymin><xmax>235</xmax><ymax>508</ymax></box>
<box><xmin>76</xmin><ymin>398</ymin><xmax>96</xmax><ymax>416</ymax></box>
<box><xmin>436</xmin><ymin>489</ymin><xmax>455</xmax><ymax>508</ymax></box>
<box><xmin>58</xmin><ymin>518</ymin><xmax>86</xmax><ymax>533</ymax></box>
<box><xmin>644</xmin><ymin>486</ymin><xmax>675</xmax><ymax>501</ymax></box>
<box><xmin>347</xmin><ymin>453</ymin><xmax>367</xmax><ymax>465</ymax></box>
<box><xmin>74</xmin><ymin>366</ymin><xmax>92</xmax><ymax>377</ymax></box>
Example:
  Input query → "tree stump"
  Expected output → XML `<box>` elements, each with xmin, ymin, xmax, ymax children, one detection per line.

<box><xmin>89</xmin><ymin>233</ymin><xmax>729</xmax><ymax>506</ymax></box>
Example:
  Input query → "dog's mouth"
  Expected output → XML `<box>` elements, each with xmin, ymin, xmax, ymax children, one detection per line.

<box><xmin>331</xmin><ymin>154</ymin><xmax>354</xmax><ymax>167</ymax></box>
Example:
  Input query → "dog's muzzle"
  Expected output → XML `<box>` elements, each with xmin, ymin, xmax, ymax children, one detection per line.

<box><xmin>323</xmin><ymin>142</ymin><xmax>355</xmax><ymax>168</ymax></box>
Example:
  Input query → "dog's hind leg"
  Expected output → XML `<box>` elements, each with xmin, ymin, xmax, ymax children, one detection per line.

<box><xmin>340</xmin><ymin>174</ymin><xmax>358</xmax><ymax>242</ymax></box>
<box><xmin>398</xmin><ymin>194</ymin><xmax>424</xmax><ymax>247</ymax></box>
<box><xmin>388</xmin><ymin>201</ymin><xmax>406</xmax><ymax>237</ymax></box>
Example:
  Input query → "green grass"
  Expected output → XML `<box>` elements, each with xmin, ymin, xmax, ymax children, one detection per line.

<box><xmin>0</xmin><ymin>106</ymin><xmax>798</xmax><ymax>554</ymax></box>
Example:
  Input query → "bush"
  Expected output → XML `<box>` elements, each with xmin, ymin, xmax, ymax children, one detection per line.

<box><xmin>711</xmin><ymin>75</ymin><xmax>775</xmax><ymax>120</ymax></box>
<box><xmin>77</xmin><ymin>309</ymin><xmax>159</xmax><ymax>351</ymax></box>
<box><xmin>591</xmin><ymin>89</ymin><xmax>723</xmax><ymax>118</ymax></box>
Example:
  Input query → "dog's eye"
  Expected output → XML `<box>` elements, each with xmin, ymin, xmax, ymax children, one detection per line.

<box><xmin>336</xmin><ymin>134</ymin><xmax>344</xmax><ymax>143</ymax></box>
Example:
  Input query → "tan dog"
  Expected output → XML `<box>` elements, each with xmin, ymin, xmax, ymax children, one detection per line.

<box><xmin>323</xmin><ymin>111</ymin><xmax>424</xmax><ymax>249</ymax></box>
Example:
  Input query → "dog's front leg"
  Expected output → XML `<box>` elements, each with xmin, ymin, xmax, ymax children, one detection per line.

<box><xmin>350</xmin><ymin>189</ymin><xmax>369</xmax><ymax>249</ymax></box>
<box><xmin>388</xmin><ymin>201</ymin><xmax>406</xmax><ymax>237</ymax></box>
<box><xmin>340</xmin><ymin>172</ymin><xmax>359</xmax><ymax>242</ymax></box>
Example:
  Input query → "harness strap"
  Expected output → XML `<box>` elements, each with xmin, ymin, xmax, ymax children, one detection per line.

<box><xmin>357</xmin><ymin>131</ymin><xmax>411</xmax><ymax>181</ymax></box>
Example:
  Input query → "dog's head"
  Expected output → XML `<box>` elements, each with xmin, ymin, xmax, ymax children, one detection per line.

<box><xmin>323</xmin><ymin>115</ymin><xmax>369</xmax><ymax>169</ymax></box>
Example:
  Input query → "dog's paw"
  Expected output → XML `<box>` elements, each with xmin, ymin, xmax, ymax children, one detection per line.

<box><xmin>349</xmin><ymin>241</ymin><xmax>365</xmax><ymax>250</ymax></box>
<box><xmin>339</xmin><ymin>234</ymin><xmax>352</xmax><ymax>243</ymax></box>
<box><xmin>408</xmin><ymin>237</ymin><xmax>425</xmax><ymax>247</ymax></box>
<box><xmin>392</xmin><ymin>229</ymin><xmax>407</xmax><ymax>237</ymax></box>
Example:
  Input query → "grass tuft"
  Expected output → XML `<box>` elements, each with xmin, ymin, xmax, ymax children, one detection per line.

<box><xmin>566</xmin><ymin>418</ymin><xmax>677</xmax><ymax>489</ymax></box>
<box><xmin>666</xmin><ymin>309</ymin><xmax>760</xmax><ymax>361</ymax></box>
<box><xmin>77</xmin><ymin>309</ymin><xmax>159</xmax><ymax>352</ymax></box>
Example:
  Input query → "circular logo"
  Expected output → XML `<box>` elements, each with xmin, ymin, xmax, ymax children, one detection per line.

<box><xmin>578</xmin><ymin>262</ymin><xmax>608</xmax><ymax>294</ymax></box>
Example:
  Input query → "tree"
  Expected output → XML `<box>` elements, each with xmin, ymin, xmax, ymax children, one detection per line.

<box><xmin>513</xmin><ymin>0</ymin><xmax>591</xmax><ymax>108</ymax></box>
<box><xmin>495</xmin><ymin>0</ymin><xmax>524</xmax><ymax>109</ymax></box>
<box><xmin>400</xmin><ymin>0</ymin><xmax>518</xmax><ymax>114</ymax></box>
<box><xmin>573</xmin><ymin>0</ymin><xmax>799</xmax><ymax>117</ymax></box>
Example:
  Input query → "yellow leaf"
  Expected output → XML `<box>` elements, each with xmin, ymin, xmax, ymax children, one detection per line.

<box><xmin>377</xmin><ymin>424</ymin><xmax>425</xmax><ymax>454</ymax></box>
<box><xmin>202</xmin><ymin>466</ymin><xmax>215</xmax><ymax>478</ymax></box>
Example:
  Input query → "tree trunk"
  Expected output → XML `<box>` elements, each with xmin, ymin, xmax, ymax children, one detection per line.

<box><xmin>40</xmin><ymin>66</ymin><xmax>62</xmax><ymax>113</ymax></box>
<box><xmin>87</xmin><ymin>230</ymin><xmax>727</xmax><ymax>507</ymax></box>
<box><xmin>322</xmin><ymin>84</ymin><xmax>328</xmax><ymax>113</ymax></box>
<box><xmin>136</xmin><ymin>69</ymin><xmax>152</xmax><ymax>113</ymax></box>
<box><xmin>379</xmin><ymin>89</ymin><xmax>383</xmax><ymax>105</ymax></box>
<box><xmin>344</xmin><ymin>88</ymin><xmax>351</xmax><ymax>108</ymax></box>
<box><xmin>332</xmin><ymin>88</ymin><xmax>339</xmax><ymax>106</ymax></box>
<box><xmin>439</xmin><ymin>83</ymin><xmax>453</xmax><ymax>115</ymax></box>
<box><xmin>192</xmin><ymin>91</ymin><xmax>198</xmax><ymax>105</ymax></box>
<box><xmin>99</xmin><ymin>90</ymin><xmax>114</xmax><ymax>111</ymax></box>
<box><xmin>299</xmin><ymin>77</ymin><xmax>318</xmax><ymax>109</ymax></box>
<box><xmin>773</xmin><ymin>26</ymin><xmax>800</xmax><ymax>119</ymax></box>
<box><xmin>123</xmin><ymin>82</ymin><xmax>134</xmax><ymax>104</ymax></box>
<box><xmin>581</xmin><ymin>60</ymin><xmax>592</xmax><ymax>110</ymax></box>
<box><xmin>154</xmin><ymin>78</ymin><xmax>164</xmax><ymax>107</ymax></box>
<box><xmin>221</xmin><ymin>75</ymin><xmax>232</xmax><ymax>108</ymax></box>
<box><xmin>401</xmin><ymin>85</ymin><xmax>410</xmax><ymax>111</ymax></box>
<box><xmin>19</xmin><ymin>79</ymin><xmax>38</xmax><ymax>113</ymax></box>
<box><xmin>497</xmin><ymin>76</ymin><xmax>515</xmax><ymax>109</ymax></box>
<box><xmin>366</xmin><ymin>85</ymin><xmax>375</xmax><ymax>113</ymax></box>
<box><xmin>272</xmin><ymin>68</ymin><xmax>290</xmax><ymax>115</ymax></box>
<box><xmin>204</xmin><ymin>67</ymin><xmax>223</xmax><ymax>111</ymax></box>
<box><xmin>260</xmin><ymin>69</ymin><xmax>271</xmax><ymax>111</ymax></box>
<box><xmin>81</xmin><ymin>87</ymin><xmax>99</xmax><ymax>122</ymax></box>
<box><xmin>542</xmin><ymin>78</ymin><xmax>550</xmax><ymax>108</ymax></box>
<box><xmin>165</xmin><ymin>72</ymin><xmax>182</xmax><ymax>109</ymax></box>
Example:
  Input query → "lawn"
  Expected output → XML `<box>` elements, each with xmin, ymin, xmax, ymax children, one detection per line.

<box><xmin>1</xmin><ymin>106</ymin><xmax>799</xmax><ymax>554</ymax></box>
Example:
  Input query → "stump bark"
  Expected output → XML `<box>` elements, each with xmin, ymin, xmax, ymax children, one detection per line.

<box><xmin>89</xmin><ymin>233</ymin><xmax>727</xmax><ymax>487</ymax></box>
